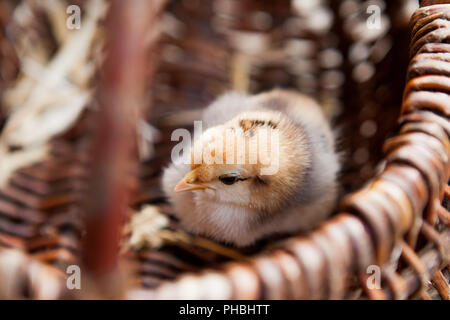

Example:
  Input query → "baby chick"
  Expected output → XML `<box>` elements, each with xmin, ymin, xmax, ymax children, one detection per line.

<box><xmin>162</xmin><ymin>89</ymin><xmax>340</xmax><ymax>247</ymax></box>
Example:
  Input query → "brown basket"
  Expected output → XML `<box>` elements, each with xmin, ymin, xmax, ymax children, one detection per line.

<box><xmin>0</xmin><ymin>0</ymin><xmax>448</xmax><ymax>300</ymax></box>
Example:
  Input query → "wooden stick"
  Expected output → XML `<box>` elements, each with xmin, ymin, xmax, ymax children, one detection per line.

<box><xmin>81</xmin><ymin>0</ymin><xmax>166</xmax><ymax>298</ymax></box>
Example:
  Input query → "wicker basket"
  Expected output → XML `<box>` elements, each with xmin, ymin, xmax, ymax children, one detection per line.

<box><xmin>0</xmin><ymin>0</ymin><xmax>448</xmax><ymax>300</ymax></box>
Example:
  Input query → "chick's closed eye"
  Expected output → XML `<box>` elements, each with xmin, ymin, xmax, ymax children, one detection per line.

<box><xmin>219</xmin><ymin>174</ymin><xmax>249</xmax><ymax>185</ymax></box>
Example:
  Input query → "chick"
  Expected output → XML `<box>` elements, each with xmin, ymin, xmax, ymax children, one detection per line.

<box><xmin>162</xmin><ymin>89</ymin><xmax>340</xmax><ymax>247</ymax></box>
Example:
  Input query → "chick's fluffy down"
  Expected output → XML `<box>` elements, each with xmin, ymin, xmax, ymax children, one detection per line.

<box><xmin>162</xmin><ymin>89</ymin><xmax>340</xmax><ymax>247</ymax></box>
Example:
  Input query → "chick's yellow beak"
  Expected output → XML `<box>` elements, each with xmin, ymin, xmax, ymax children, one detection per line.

<box><xmin>174</xmin><ymin>171</ymin><xmax>208</xmax><ymax>193</ymax></box>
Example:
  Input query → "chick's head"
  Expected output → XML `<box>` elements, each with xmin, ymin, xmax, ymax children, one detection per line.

<box><xmin>174</xmin><ymin>110</ymin><xmax>311</xmax><ymax>213</ymax></box>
